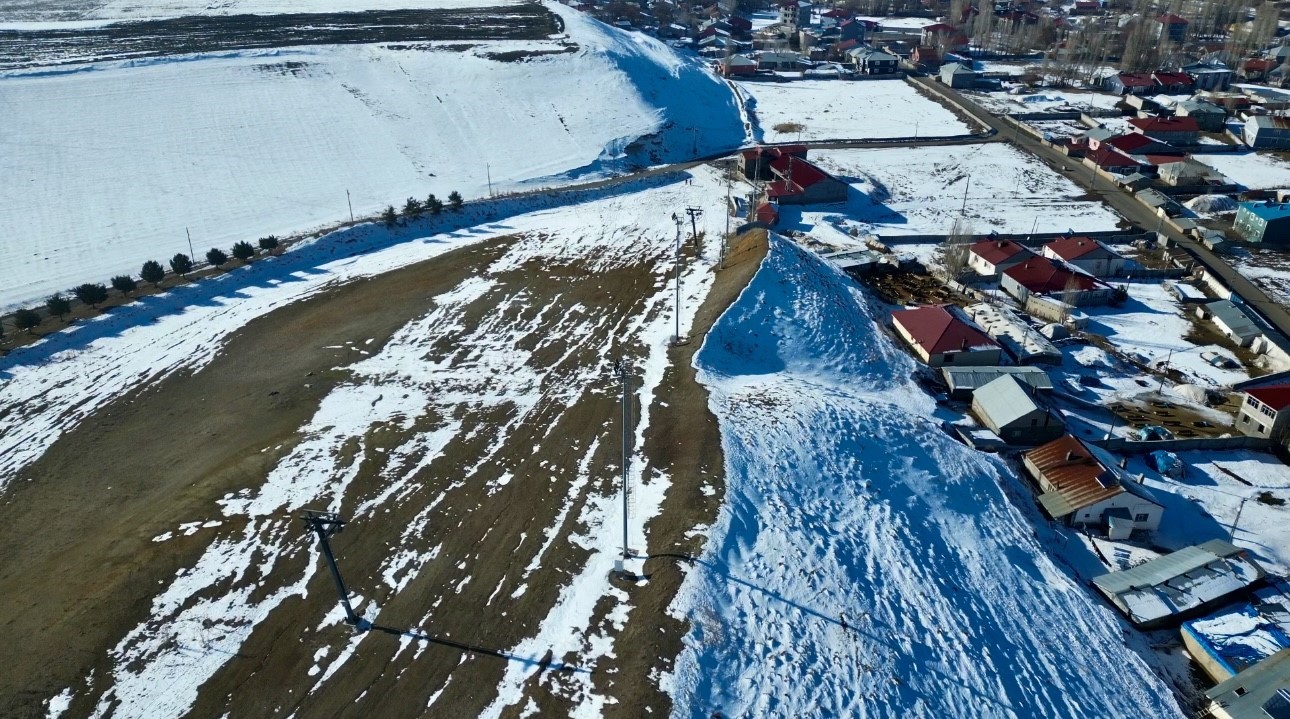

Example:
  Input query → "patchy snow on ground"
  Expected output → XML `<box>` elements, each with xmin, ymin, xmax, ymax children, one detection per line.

<box><xmin>0</xmin><ymin>7</ymin><xmax>743</xmax><ymax>311</ymax></box>
<box><xmin>5</xmin><ymin>0</ymin><xmax>518</xmax><ymax>22</ymax></box>
<box><xmin>665</xmin><ymin>236</ymin><xmax>1185</xmax><ymax>718</ymax></box>
<box><xmin>792</xmin><ymin>142</ymin><xmax>1122</xmax><ymax>241</ymax></box>
<box><xmin>966</xmin><ymin>87</ymin><xmax>1120</xmax><ymax>114</ymax></box>
<box><xmin>1025</xmin><ymin>118</ymin><xmax>1089</xmax><ymax>140</ymax></box>
<box><xmin>737</xmin><ymin>78</ymin><xmax>975</xmax><ymax>143</ymax></box>
<box><xmin>1235</xmin><ymin>251</ymin><xmax>1290</xmax><ymax>307</ymax></box>
<box><xmin>1122</xmin><ymin>450</ymin><xmax>1290</xmax><ymax>574</ymax></box>
<box><xmin>1194</xmin><ymin>151</ymin><xmax>1290</xmax><ymax>190</ymax></box>
<box><xmin>1082</xmin><ymin>281</ymin><xmax>1249</xmax><ymax>389</ymax></box>
<box><xmin>34</xmin><ymin>167</ymin><xmax>734</xmax><ymax>718</ymax></box>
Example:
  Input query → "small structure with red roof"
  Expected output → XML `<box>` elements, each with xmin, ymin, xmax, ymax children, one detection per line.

<box><xmin>1128</xmin><ymin>116</ymin><xmax>1200</xmax><ymax>145</ymax></box>
<box><xmin>922</xmin><ymin>23</ymin><xmax>969</xmax><ymax>52</ymax></box>
<box><xmin>1041</xmin><ymin>236</ymin><xmax>1126</xmax><ymax>277</ymax></box>
<box><xmin>754</xmin><ymin>201</ymin><xmax>779</xmax><ymax>226</ymax></box>
<box><xmin>1237</xmin><ymin>383</ymin><xmax>1290</xmax><ymax>439</ymax></box>
<box><xmin>1151</xmin><ymin>71</ymin><xmax>1194</xmax><ymax>93</ymax></box>
<box><xmin>1104</xmin><ymin>72</ymin><xmax>1157</xmax><ymax>96</ymax></box>
<box><xmin>890</xmin><ymin>304</ymin><xmax>1003</xmax><ymax>367</ymax></box>
<box><xmin>1083</xmin><ymin>143</ymin><xmax>1147</xmax><ymax>174</ymax></box>
<box><xmin>1157</xmin><ymin>13</ymin><xmax>1189</xmax><ymax>42</ymax></box>
<box><xmin>967</xmin><ymin>238</ymin><xmax>1036</xmax><ymax>276</ymax></box>
<box><xmin>738</xmin><ymin>144</ymin><xmax>807</xmax><ymax>180</ymax></box>
<box><xmin>764</xmin><ymin>153</ymin><xmax>848</xmax><ymax>204</ymax></box>
<box><xmin>718</xmin><ymin>54</ymin><xmax>758</xmax><ymax>77</ymax></box>
<box><xmin>1000</xmin><ymin>256</ymin><xmax>1113</xmax><ymax>305</ymax></box>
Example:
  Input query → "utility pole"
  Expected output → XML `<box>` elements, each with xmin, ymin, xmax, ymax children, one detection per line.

<box><xmin>960</xmin><ymin>174</ymin><xmax>970</xmax><ymax>216</ymax></box>
<box><xmin>185</xmin><ymin>227</ymin><xmax>194</xmax><ymax>261</ymax></box>
<box><xmin>685</xmin><ymin>206</ymin><xmax>703</xmax><ymax>246</ymax></box>
<box><xmin>671</xmin><ymin>213</ymin><xmax>684</xmax><ymax>345</ymax></box>
<box><xmin>346</xmin><ymin>190</ymin><xmax>354</xmax><ymax>223</ymax></box>
<box><xmin>723</xmin><ymin>178</ymin><xmax>731</xmax><ymax>269</ymax></box>
<box><xmin>302</xmin><ymin>510</ymin><xmax>361</xmax><ymax>629</ymax></box>
<box><xmin>486</xmin><ymin>163</ymin><xmax>493</xmax><ymax>198</ymax></box>
<box><xmin>614</xmin><ymin>361</ymin><xmax>632</xmax><ymax>572</ymax></box>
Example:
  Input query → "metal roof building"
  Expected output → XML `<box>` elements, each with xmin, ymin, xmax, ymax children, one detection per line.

<box><xmin>964</xmin><ymin>303</ymin><xmax>1062</xmax><ymax>365</ymax></box>
<box><xmin>1206</xmin><ymin>648</ymin><xmax>1290</xmax><ymax>719</ymax></box>
<box><xmin>1201</xmin><ymin>300</ymin><xmax>1263</xmax><ymax>347</ymax></box>
<box><xmin>1093</xmin><ymin>539</ymin><xmax>1268</xmax><ymax>629</ymax></box>
<box><xmin>969</xmin><ymin>375</ymin><xmax>1064</xmax><ymax>445</ymax></box>
<box><xmin>940</xmin><ymin>366</ymin><xmax>1053</xmax><ymax>400</ymax></box>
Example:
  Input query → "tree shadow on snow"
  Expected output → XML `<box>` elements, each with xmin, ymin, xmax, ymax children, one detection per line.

<box><xmin>0</xmin><ymin>172</ymin><xmax>688</xmax><ymax>379</ymax></box>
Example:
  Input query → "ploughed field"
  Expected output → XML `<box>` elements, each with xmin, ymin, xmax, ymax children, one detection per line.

<box><xmin>0</xmin><ymin>3</ymin><xmax>561</xmax><ymax>69</ymax></box>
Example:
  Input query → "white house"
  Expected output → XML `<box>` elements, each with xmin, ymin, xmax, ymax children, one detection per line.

<box><xmin>1023</xmin><ymin>435</ymin><xmax>1163</xmax><ymax>539</ymax></box>
<box><xmin>966</xmin><ymin>238</ymin><xmax>1036</xmax><ymax>277</ymax></box>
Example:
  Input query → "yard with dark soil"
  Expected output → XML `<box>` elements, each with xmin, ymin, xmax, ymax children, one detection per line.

<box><xmin>0</xmin><ymin>229</ymin><xmax>767</xmax><ymax>718</ymax></box>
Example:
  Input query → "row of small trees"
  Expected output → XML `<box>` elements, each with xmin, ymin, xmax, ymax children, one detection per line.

<box><xmin>1</xmin><ymin>236</ymin><xmax>281</xmax><ymax>338</ymax></box>
<box><xmin>383</xmin><ymin>191</ymin><xmax>465</xmax><ymax>228</ymax></box>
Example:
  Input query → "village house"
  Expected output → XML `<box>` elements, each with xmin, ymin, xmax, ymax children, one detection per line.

<box><xmin>777</xmin><ymin>0</ymin><xmax>810</xmax><ymax>31</ymax></box>
<box><xmin>940</xmin><ymin>366</ymin><xmax>1053</xmax><ymax>401</ymax></box>
<box><xmin>1185</xmin><ymin>60</ymin><xmax>1235</xmax><ymax>91</ymax></box>
<box><xmin>738</xmin><ymin>144</ymin><xmax>807</xmax><ymax>180</ymax></box>
<box><xmin>1243</xmin><ymin>116</ymin><xmax>1290</xmax><ymax>150</ymax></box>
<box><xmin>1000</xmin><ymin>256</ymin><xmax>1114</xmax><ymax>306</ymax></box>
<box><xmin>1155</xmin><ymin>13</ymin><xmax>1189</xmax><ymax>42</ymax></box>
<box><xmin>758</xmin><ymin>50</ymin><xmax>802</xmax><ymax>70</ymax></box>
<box><xmin>970</xmin><ymin>375</ymin><xmax>1065</xmax><ymax>445</ymax></box>
<box><xmin>1104</xmin><ymin>72</ymin><xmax>1157</xmax><ymax>96</ymax></box>
<box><xmin>1081</xmin><ymin>143</ymin><xmax>1148</xmax><ymax>174</ymax></box>
<box><xmin>1205</xmin><ymin>647</ymin><xmax>1290</xmax><ymax>719</ymax></box>
<box><xmin>1236</xmin><ymin>383</ymin><xmax>1290</xmax><ymax>439</ymax></box>
<box><xmin>921</xmin><ymin>22</ymin><xmax>968</xmax><ymax>52</ymax></box>
<box><xmin>939</xmin><ymin>62</ymin><xmax>977</xmax><ymax>88</ymax></box>
<box><xmin>1093</xmin><ymin>539</ymin><xmax>1267</xmax><ymax>629</ymax></box>
<box><xmin>910</xmin><ymin>45</ymin><xmax>941</xmax><ymax>69</ymax></box>
<box><xmin>1235</xmin><ymin>201</ymin><xmax>1290</xmax><ymax>244</ymax></box>
<box><xmin>1023</xmin><ymin>435</ymin><xmax>1164</xmax><ymax>539</ymax></box>
<box><xmin>1041</xmin><ymin>236</ymin><xmax>1126</xmax><ymax>277</ymax></box>
<box><xmin>1174</xmin><ymin>98</ymin><xmax>1227</xmax><ymax>132</ymax></box>
<box><xmin>890</xmin><ymin>304</ymin><xmax>1002</xmax><ymax>367</ymax></box>
<box><xmin>717</xmin><ymin>54</ymin><xmax>758</xmax><ymax>76</ymax></box>
<box><xmin>1152</xmin><ymin>70</ymin><xmax>1194</xmax><ymax>94</ymax></box>
<box><xmin>1241</xmin><ymin>58</ymin><xmax>1278</xmax><ymax>82</ymax></box>
<box><xmin>966</xmin><ymin>238</ymin><xmax>1036</xmax><ymax>276</ymax></box>
<box><xmin>1128</xmin><ymin>116</ymin><xmax>1201</xmax><ymax>145</ymax></box>
<box><xmin>964</xmin><ymin>302</ymin><xmax>1062</xmax><ymax>365</ymax></box>
<box><xmin>849</xmin><ymin>47</ymin><xmax>898</xmax><ymax>74</ymax></box>
<box><xmin>763</xmin><ymin>153</ymin><xmax>848</xmax><ymax>205</ymax></box>
<box><xmin>1158</xmin><ymin>158</ymin><xmax>1230</xmax><ymax>188</ymax></box>
<box><xmin>1198</xmin><ymin>299</ymin><xmax>1262</xmax><ymax>347</ymax></box>
<box><xmin>1089</xmin><ymin>132</ymin><xmax>1176</xmax><ymax>156</ymax></box>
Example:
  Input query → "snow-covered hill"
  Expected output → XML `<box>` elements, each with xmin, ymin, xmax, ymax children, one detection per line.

<box><xmin>0</xmin><ymin>4</ymin><xmax>743</xmax><ymax>310</ymax></box>
<box><xmin>666</xmin><ymin>236</ymin><xmax>1186</xmax><ymax>718</ymax></box>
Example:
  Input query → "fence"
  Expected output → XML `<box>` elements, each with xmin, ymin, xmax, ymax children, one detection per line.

<box><xmin>1091</xmin><ymin>435</ymin><xmax>1275</xmax><ymax>454</ymax></box>
<box><xmin>876</xmin><ymin>229</ymin><xmax>1150</xmax><ymax>247</ymax></box>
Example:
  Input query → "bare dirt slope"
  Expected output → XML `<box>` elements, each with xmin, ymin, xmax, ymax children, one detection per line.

<box><xmin>0</xmin><ymin>225</ymin><xmax>766</xmax><ymax>718</ymax></box>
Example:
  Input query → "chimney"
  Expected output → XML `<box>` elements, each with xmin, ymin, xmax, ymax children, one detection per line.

<box><xmin>1065</xmin><ymin>451</ymin><xmax>1076</xmax><ymax>461</ymax></box>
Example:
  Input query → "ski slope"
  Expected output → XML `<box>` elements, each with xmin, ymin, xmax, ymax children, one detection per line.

<box><xmin>0</xmin><ymin>4</ymin><xmax>743</xmax><ymax>311</ymax></box>
<box><xmin>3</xmin><ymin>0</ymin><xmax>517</xmax><ymax>23</ymax></box>
<box><xmin>666</xmin><ymin>237</ymin><xmax>1186</xmax><ymax>718</ymax></box>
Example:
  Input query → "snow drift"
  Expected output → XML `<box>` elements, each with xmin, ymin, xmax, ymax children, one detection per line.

<box><xmin>667</xmin><ymin>236</ymin><xmax>1186</xmax><ymax>718</ymax></box>
<box><xmin>0</xmin><ymin>4</ymin><xmax>743</xmax><ymax>310</ymax></box>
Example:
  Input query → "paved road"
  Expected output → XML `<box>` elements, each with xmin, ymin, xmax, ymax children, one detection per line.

<box><xmin>910</xmin><ymin>75</ymin><xmax>1290</xmax><ymax>340</ymax></box>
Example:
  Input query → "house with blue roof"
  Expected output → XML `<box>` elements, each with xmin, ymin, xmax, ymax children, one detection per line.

<box><xmin>1234</xmin><ymin>201</ymin><xmax>1290</xmax><ymax>244</ymax></box>
<box><xmin>1184</xmin><ymin>597</ymin><xmax>1290</xmax><ymax>683</ymax></box>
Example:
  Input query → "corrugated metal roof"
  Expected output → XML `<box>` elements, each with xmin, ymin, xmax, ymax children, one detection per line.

<box><xmin>941</xmin><ymin>366</ymin><xmax>1053</xmax><ymax>393</ymax></box>
<box><xmin>1207</xmin><ymin>300</ymin><xmax>1261</xmax><ymax>339</ymax></box>
<box><xmin>971</xmin><ymin>375</ymin><xmax>1047</xmax><ymax>430</ymax></box>
<box><xmin>1206</xmin><ymin>648</ymin><xmax>1290</xmax><ymax>715</ymax></box>
<box><xmin>1024</xmin><ymin>435</ymin><xmax>1121</xmax><ymax>517</ymax></box>
<box><xmin>1093</xmin><ymin>539</ymin><xmax>1245</xmax><ymax>595</ymax></box>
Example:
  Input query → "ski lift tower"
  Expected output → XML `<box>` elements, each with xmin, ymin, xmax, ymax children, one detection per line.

<box><xmin>612</xmin><ymin>361</ymin><xmax>635</xmax><ymax>580</ymax></box>
<box><xmin>302</xmin><ymin>509</ymin><xmax>362</xmax><ymax>630</ymax></box>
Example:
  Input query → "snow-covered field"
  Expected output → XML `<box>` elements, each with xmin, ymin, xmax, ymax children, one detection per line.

<box><xmin>967</xmin><ymin>88</ymin><xmax>1120</xmax><ymax>115</ymax></box>
<box><xmin>665</xmin><ymin>236</ymin><xmax>1185</xmax><ymax>717</ymax></box>
<box><xmin>1236</xmin><ymin>253</ymin><xmax>1290</xmax><ymax>308</ymax></box>
<box><xmin>1125</xmin><ymin>450</ymin><xmax>1290</xmax><ymax>573</ymax></box>
<box><xmin>2</xmin><ymin>0</ymin><xmax>516</xmax><ymax>22</ymax></box>
<box><xmin>1082</xmin><ymin>281</ymin><xmax>1249</xmax><ymax>388</ymax></box>
<box><xmin>792</xmin><ymin>143</ymin><xmax>1122</xmax><ymax>240</ymax></box>
<box><xmin>1195</xmin><ymin>151</ymin><xmax>1290</xmax><ymax>190</ymax></box>
<box><xmin>737</xmin><ymin>78</ymin><xmax>975</xmax><ymax>143</ymax></box>
<box><xmin>0</xmin><ymin>7</ymin><xmax>743</xmax><ymax>311</ymax></box>
<box><xmin>9</xmin><ymin>166</ymin><xmax>733</xmax><ymax>716</ymax></box>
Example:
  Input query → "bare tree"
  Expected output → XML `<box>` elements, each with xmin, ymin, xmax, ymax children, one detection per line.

<box><xmin>942</xmin><ymin>219</ymin><xmax>976</xmax><ymax>279</ymax></box>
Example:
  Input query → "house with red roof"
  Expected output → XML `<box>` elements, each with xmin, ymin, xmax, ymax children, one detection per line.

<box><xmin>1242</xmin><ymin>58</ymin><xmax>1277</xmax><ymax>82</ymax></box>
<box><xmin>922</xmin><ymin>23</ymin><xmax>969</xmax><ymax>52</ymax></box>
<box><xmin>1041</xmin><ymin>236</ymin><xmax>1126</xmax><ymax>277</ymax></box>
<box><xmin>738</xmin><ymin>144</ymin><xmax>807</xmax><ymax>180</ymax></box>
<box><xmin>1152</xmin><ymin>71</ymin><xmax>1194</xmax><ymax>94</ymax></box>
<box><xmin>1083</xmin><ymin>144</ymin><xmax>1148</xmax><ymax>174</ymax></box>
<box><xmin>967</xmin><ymin>238</ymin><xmax>1036</xmax><ymax>276</ymax></box>
<box><xmin>1237</xmin><ymin>383</ymin><xmax>1290</xmax><ymax>439</ymax></box>
<box><xmin>1129</xmin><ymin>116</ymin><xmax>1200</xmax><ymax>145</ymax></box>
<box><xmin>1000</xmin><ymin>256</ymin><xmax>1114</xmax><ymax>306</ymax></box>
<box><xmin>754</xmin><ymin>201</ymin><xmax>779</xmax><ymax>226</ymax></box>
<box><xmin>1157</xmin><ymin>13</ymin><xmax>1188</xmax><ymax>42</ymax></box>
<box><xmin>1089</xmin><ymin>132</ymin><xmax>1177</xmax><ymax>156</ymax></box>
<box><xmin>764</xmin><ymin>153</ymin><xmax>848</xmax><ymax>204</ymax></box>
<box><xmin>911</xmin><ymin>45</ymin><xmax>942</xmax><ymax>69</ymax></box>
<box><xmin>1104</xmin><ymin>72</ymin><xmax>1157</xmax><ymax>96</ymax></box>
<box><xmin>890</xmin><ymin>304</ymin><xmax>1003</xmax><ymax>366</ymax></box>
